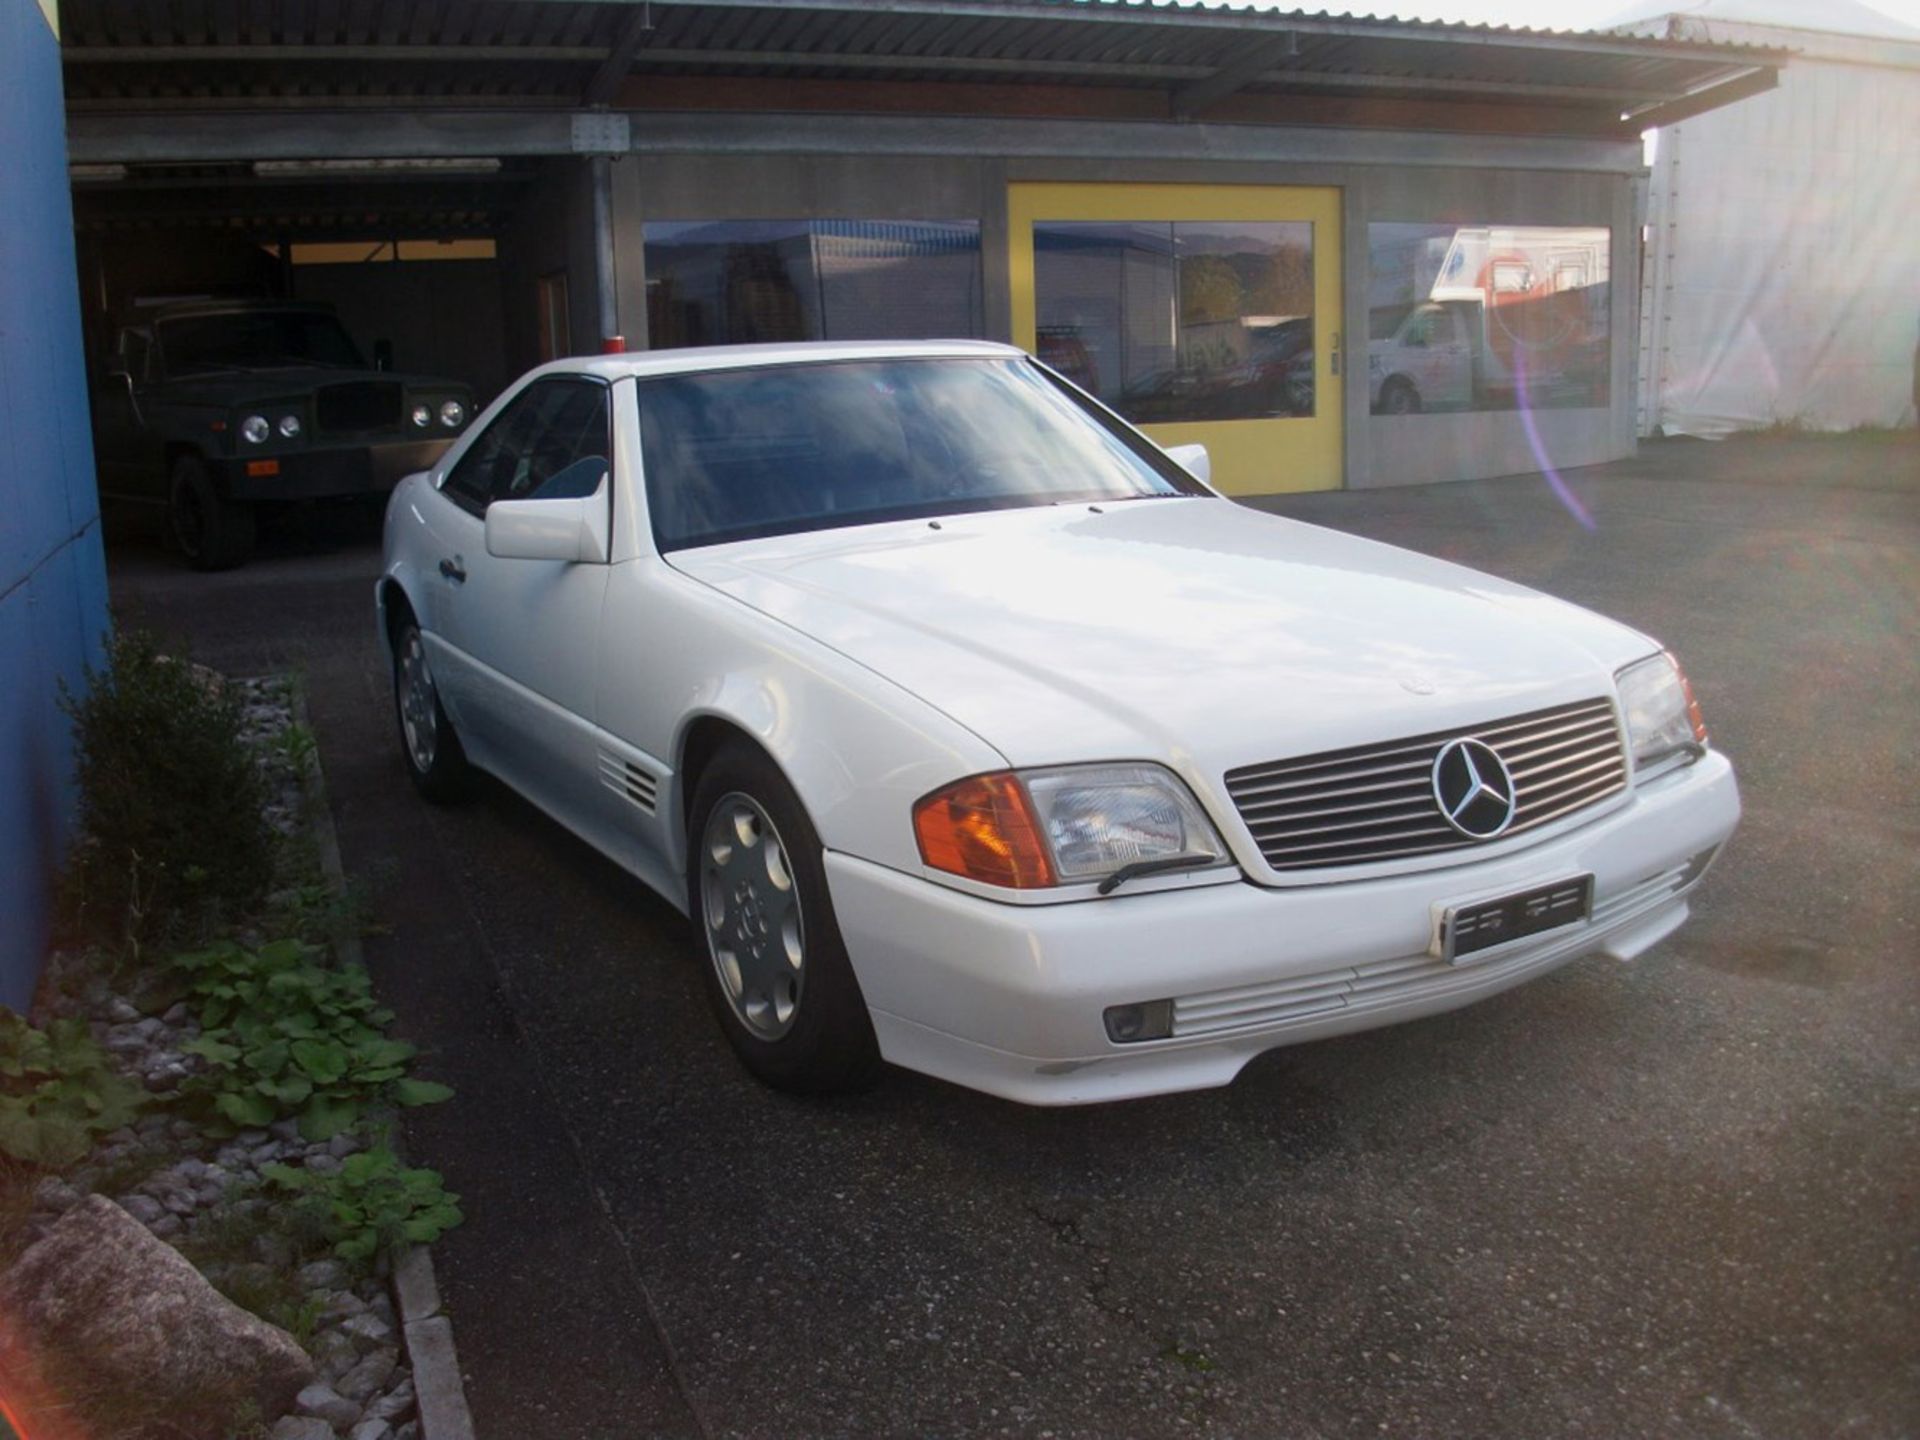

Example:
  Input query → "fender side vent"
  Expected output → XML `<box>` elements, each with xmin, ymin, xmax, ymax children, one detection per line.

<box><xmin>597</xmin><ymin>752</ymin><xmax>659</xmax><ymax>814</ymax></box>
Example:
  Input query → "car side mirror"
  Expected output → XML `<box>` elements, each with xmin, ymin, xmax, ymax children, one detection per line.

<box><xmin>373</xmin><ymin>339</ymin><xmax>394</xmax><ymax>372</ymax></box>
<box><xmin>484</xmin><ymin>480</ymin><xmax>610</xmax><ymax>565</ymax></box>
<box><xmin>1164</xmin><ymin>443</ymin><xmax>1211</xmax><ymax>485</ymax></box>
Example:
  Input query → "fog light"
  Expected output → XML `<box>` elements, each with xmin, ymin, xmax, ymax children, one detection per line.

<box><xmin>1103</xmin><ymin>999</ymin><xmax>1174</xmax><ymax>1044</ymax></box>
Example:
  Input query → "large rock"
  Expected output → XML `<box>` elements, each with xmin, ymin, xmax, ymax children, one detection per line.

<box><xmin>0</xmin><ymin>1196</ymin><xmax>313</xmax><ymax>1438</ymax></box>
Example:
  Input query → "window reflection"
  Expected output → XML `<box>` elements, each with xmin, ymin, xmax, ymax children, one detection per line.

<box><xmin>1034</xmin><ymin>221</ymin><xmax>1315</xmax><ymax>425</ymax></box>
<box><xmin>1367</xmin><ymin>224</ymin><xmax>1610</xmax><ymax>415</ymax></box>
<box><xmin>643</xmin><ymin>220</ymin><xmax>983</xmax><ymax>348</ymax></box>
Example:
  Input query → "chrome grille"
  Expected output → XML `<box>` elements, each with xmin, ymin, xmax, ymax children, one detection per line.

<box><xmin>1225</xmin><ymin>698</ymin><xmax>1626</xmax><ymax>872</ymax></box>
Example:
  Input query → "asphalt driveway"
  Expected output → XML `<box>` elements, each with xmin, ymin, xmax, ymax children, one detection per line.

<box><xmin>106</xmin><ymin>434</ymin><xmax>1920</xmax><ymax>1439</ymax></box>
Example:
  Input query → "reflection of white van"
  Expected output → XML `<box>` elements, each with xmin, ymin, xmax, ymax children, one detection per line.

<box><xmin>1367</xmin><ymin>301</ymin><xmax>1476</xmax><ymax>414</ymax></box>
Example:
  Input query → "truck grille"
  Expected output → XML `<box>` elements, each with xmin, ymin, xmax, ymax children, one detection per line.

<box><xmin>1225</xmin><ymin>698</ymin><xmax>1627</xmax><ymax>873</ymax></box>
<box><xmin>316</xmin><ymin>381</ymin><xmax>402</xmax><ymax>434</ymax></box>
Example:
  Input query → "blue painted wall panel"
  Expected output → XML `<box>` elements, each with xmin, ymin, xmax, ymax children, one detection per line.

<box><xmin>0</xmin><ymin>0</ymin><xmax>111</xmax><ymax>1012</ymax></box>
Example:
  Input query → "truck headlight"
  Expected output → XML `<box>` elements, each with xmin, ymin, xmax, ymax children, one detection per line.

<box><xmin>411</xmin><ymin>404</ymin><xmax>433</xmax><ymax>429</ymax></box>
<box><xmin>277</xmin><ymin>414</ymin><xmax>301</xmax><ymax>439</ymax></box>
<box><xmin>913</xmin><ymin>764</ymin><xmax>1228</xmax><ymax>891</ymax></box>
<box><xmin>1617</xmin><ymin>651</ymin><xmax>1708</xmax><ymax>778</ymax></box>
<box><xmin>438</xmin><ymin>400</ymin><xmax>466</xmax><ymax>430</ymax></box>
<box><xmin>240</xmin><ymin>415</ymin><xmax>270</xmax><ymax>445</ymax></box>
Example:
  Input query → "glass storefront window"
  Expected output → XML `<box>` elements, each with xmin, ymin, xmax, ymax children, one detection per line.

<box><xmin>1033</xmin><ymin>220</ymin><xmax>1315</xmax><ymax>425</ymax></box>
<box><xmin>643</xmin><ymin>220</ymin><xmax>983</xmax><ymax>348</ymax></box>
<box><xmin>1366</xmin><ymin>224</ymin><xmax>1610</xmax><ymax>415</ymax></box>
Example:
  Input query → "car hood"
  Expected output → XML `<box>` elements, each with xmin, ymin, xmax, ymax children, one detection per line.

<box><xmin>148</xmin><ymin>368</ymin><xmax>464</xmax><ymax>405</ymax></box>
<box><xmin>667</xmin><ymin>497</ymin><xmax>1658</xmax><ymax>772</ymax></box>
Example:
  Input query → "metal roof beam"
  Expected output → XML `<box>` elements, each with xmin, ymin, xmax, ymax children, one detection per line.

<box><xmin>1172</xmin><ymin>32</ymin><xmax>1297</xmax><ymax>119</ymax></box>
<box><xmin>1623</xmin><ymin>65</ymin><xmax>1778</xmax><ymax>128</ymax></box>
<box><xmin>68</xmin><ymin>111</ymin><xmax>581</xmax><ymax>163</ymax></box>
<box><xmin>584</xmin><ymin>7</ymin><xmax>658</xmax><ymax>104</ymax></box>
<box><xmin>64</xmin><ymin>44</ymin><xmax>607</xmax><ymax>63</ymax></box>
<box><xmin>66</xmin><ymin>107</ymin><xmax>1648</xmax><ymax>173</ymax></box>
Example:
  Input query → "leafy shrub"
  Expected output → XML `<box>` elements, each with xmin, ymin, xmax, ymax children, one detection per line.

<box><xmin>174</xmin><ymin>939</ymin><xmax>452</xmax><ymax>1141</ymax></box>
<box><xmin>0</xmin><ymin>1011</ymin><xmax>145</xmax><ymax>1169</ymax></box>
<box><xmin>264</xmin><ymin>1145</ymin><xmax>463</xmax><ymax>1265</ymax></box>
<box><xmin>63</xmin><ymin>630</ymin><xmax>275</xmax><ymax>950</ymax></box>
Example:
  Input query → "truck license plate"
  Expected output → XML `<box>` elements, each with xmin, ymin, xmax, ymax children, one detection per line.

<box><xmin>1441</xmin><ymin>875</ymin><xmax>1593</xmax><ymax>962</ymax></box>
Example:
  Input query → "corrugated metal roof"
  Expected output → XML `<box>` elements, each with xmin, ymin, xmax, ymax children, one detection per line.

<box><xmin>60</xmin><ymin>0</ymin><xmax>1785</xmax><ymax>114</ymax></box>
<box><xmin>61</xmin><ymin>0</ymin><xmax>1788</xmax><ymax>238</ymax></box>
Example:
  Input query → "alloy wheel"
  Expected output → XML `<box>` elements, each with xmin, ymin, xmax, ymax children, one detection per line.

<box><xmin>397</xmin><ymin>630</ymin><xmax>439</xmax><ymax>774</ymax></box>
<box><xmin>700</xmin><ymin>792</ymin><xmax>806</xmax><ymax>1040</ymax></box>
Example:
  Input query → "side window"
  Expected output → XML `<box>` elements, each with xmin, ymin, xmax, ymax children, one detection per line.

<box><xmin>441</xmin><ymin>378</ymin><xmax>610</xmax><ymax>517</ymax></box>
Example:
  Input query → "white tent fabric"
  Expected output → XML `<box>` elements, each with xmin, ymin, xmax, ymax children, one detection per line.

<box><xmin>1617</xmin><ymin>2</ymin><xmax>1920</xmax><ymax>436</ymax></box>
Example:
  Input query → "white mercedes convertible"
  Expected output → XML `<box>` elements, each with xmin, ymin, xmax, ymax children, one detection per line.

<box><xmin>377</xmin><ymin>341</ymin><xmax>1740</xmax><ymax>1104</ymax></box>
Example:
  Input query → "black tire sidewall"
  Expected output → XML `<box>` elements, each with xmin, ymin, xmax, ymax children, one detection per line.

<box><xmin>169</xmin><ymin>456</ymin><xmax>254</xmax><ymax>570</ymax></box>
<box><xmin>686</xmin><ymin>741</ymin><xmax>880</xmax><ymax>1093</ymax></box>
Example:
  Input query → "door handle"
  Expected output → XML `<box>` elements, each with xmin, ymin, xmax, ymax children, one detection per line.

<box><xmin>438</xmin><ymin>557</ymin><xmax>466</xmax><ymax>584</ymax></box>
<box><xmin>1330</xmin><ymin>330</ymin><xmax>1342</xmax><ymax>377</ymax></box>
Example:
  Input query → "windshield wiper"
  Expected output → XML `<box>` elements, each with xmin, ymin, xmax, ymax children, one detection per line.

<box><xmin>1097</xmin><ymin>852</ymin><xmax>1218</xmax><ymax>896</ymax></box>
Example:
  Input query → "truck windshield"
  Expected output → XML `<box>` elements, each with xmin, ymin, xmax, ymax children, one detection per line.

<box><xmin>159</xmin><ymin>311</ymin><xmax>366</xmax><ymax>375</ymax></box>
<box><xmin>1369</xmin><ymin>305</ymin><xmax>1416</xmax><ymax>341</ymax></box>
<box><xmin>638</xmin><ymin>356</ymin><xmax>1210</xmax><ymax>552</ymax></box>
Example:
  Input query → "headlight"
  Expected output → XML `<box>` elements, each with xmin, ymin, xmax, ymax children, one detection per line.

<box><xmin>240</xmin><ymin>414</ymin><xmax>270</xmax><ymax>445</ymax></box>
<box><xmin>411</xmin><ymin>404</ymin><xmax>433</xmax><ymax>429</ymax></box>
<box><xmin>438</xmin><ymin>400</ymin><xmax>466</xmax><ymax>430</ymax></box>
<box><xmin>913</xmin><ymin>764</ymin><xmax>1227</xmax><ymax>891</ymax></box>
<box><xmin>1617</xmin><ymin>652</ymin><xmax>1707</xmax><ymax>776</ymax></box>
<box><xmin>276</xmin><ymin>414</ymin><xmax>301</xmax><ymax>439</ymax></box>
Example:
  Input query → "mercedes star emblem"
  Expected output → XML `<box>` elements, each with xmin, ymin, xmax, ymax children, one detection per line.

<box><xmin>1431</xmin><ymin>737</ymin><xmax>1518</xmax><ymax>840</ymax></box>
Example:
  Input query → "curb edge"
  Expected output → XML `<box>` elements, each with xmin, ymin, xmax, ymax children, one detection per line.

<box><xmin>291</xmin><ymin>679</ymin><xmax>478</xmax><ymax>1440</ymax></box>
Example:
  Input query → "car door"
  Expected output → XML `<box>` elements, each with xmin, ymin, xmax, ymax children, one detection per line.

<box><xmin>92</xmin><ymin>328</ymin><xmax>163</xmax><ymax>498</ymax></box>
<box><xmin>1429</xmin><ymin>304</ymin><xmax>1474</xmax><ymax>411</ymax></box>
<box><xmin>414</xmin><ymin>374</ymin><xmax>615</xmax><ymax>823</ymax></box>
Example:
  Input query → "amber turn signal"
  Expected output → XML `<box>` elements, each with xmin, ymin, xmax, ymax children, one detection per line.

<box><xmin>1670</xmin><ymin>650</ymin><xmax>1708</xmax><ymax>742</ymax></box>
<box><xmin>913</xmin><ymin>772</ymin><xmax>1056</xmax><ymax>888</ymax></box>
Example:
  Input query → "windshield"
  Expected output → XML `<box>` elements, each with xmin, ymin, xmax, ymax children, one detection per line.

<box><xmin>159</xmin><ymin>311</ymin><xmax>366</xmax><ymax>375</ymax></box>
<box><xmin>638</xmin><ymin>356</ymin><xmax>1209</xmax><ymax>552</ymax></box>
<box><xmin>1369</xmin><ymin>305</ymin><xmax>1416</xmax><ymax>342</ymax></box>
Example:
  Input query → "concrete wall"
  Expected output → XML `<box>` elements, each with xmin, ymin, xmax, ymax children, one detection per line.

<box><xmin>1</xmin><ymin>0</ymin><xmax>112</xmax><ymax>1011</ymax></box>
<box><xmin>607</xmin><ymin>139</ymin><xmax>1639</xmax><ymax>492</ymax></box>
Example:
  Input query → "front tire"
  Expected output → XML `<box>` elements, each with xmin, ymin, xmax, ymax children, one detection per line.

<box><xmin>1379</xmin><ymin>378</ymin><xmax>1422</xmax><ymax>416</ymax></box>
<box><xmin>687</xmin><ymin>741</ymin><xmax>880</xmax><ymax>1094</ymax></box>
<box><xmin>168</xmin><ymin>455</ymin><xmax>255</xmax><ymax>570</ymax></box>
<box><xmin>392</xmin><ymin>620</ymin><xmax>470</xmax><ymax>803</ymax></box>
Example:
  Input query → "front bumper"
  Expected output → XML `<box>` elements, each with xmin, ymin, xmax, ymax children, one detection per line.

<box><xmin>825</xmin><ymin>749</ymin><xmax>1740</xmax><ymax>1105</ymax></box>
<box><xmin>214</xmin><ymin>438</ymin><xmax>452</xmax><ymax>501</ymax></box>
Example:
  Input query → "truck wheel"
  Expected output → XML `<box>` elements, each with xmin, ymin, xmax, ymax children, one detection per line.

<box><xmin>168</xmin><ymin>456</ymin><xmax>256</xmax><ymax>570</ymax></box>
<box><xmin>1380</xmin><ymin>379</ymin><xmax>1422</xmax><ymax>416</ymax></box>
